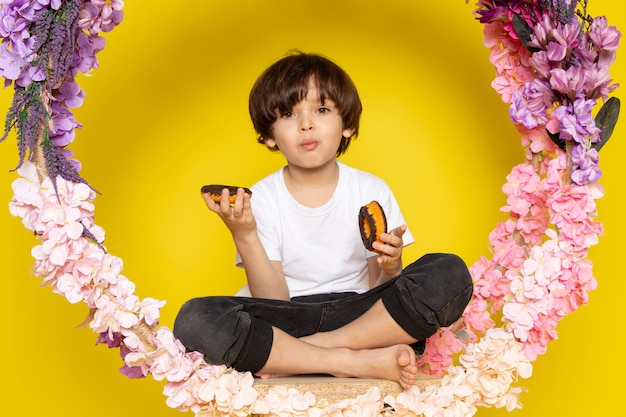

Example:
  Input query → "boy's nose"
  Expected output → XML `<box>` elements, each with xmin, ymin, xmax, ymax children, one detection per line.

<box><xmin>299</xmin><ymin>118</ymin><xmax>314</xmax><ymax>131</ymax></box>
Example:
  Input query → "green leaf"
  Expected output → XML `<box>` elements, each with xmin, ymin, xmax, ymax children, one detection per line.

<box><xmin>455</xmin><ymin>330</ymin><xmax>471</xmax><ymax>343</ymax></box>
<box><xmin>593</xmin><ymin>97</ymin><xmax>620</xmax><ymax>151</ymax></box>
<box><xmin>512</xmin><ymin>14</ymin><xmax>541</xmax><ymax>53</ymax></box>
<box><xmin>547</xmin><ymin>129</ymin><xmax>566</xmax><ymax>151</ymax></box>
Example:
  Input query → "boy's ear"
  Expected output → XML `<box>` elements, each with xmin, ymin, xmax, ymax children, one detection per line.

<box><xmin>264</xmin><ymin>137</ymin><xmax>277</xmax><ymax>149</ymax></box>
<box><xmin>342</xmin><ymin>127</ymin><xmax>355</xmax><ymax>138</ymax></box>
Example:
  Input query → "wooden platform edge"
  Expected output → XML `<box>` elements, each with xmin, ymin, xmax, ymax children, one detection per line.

<box><xmin>253</xmin><ymin>376</ymin><xmax>442</xmax><ymax>403</ymax></box>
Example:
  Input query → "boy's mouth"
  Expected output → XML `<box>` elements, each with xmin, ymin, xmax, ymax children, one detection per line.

<box><xmin>301</xmin><ymin>140</ymin><xmax>319</xmax><ymax>150</ymax></box>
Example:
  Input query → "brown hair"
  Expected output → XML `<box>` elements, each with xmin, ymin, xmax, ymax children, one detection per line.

<box><xmin>248</xmin><ymin>51</ymin><xmax>362</xmax><ymax>156</ymax></box>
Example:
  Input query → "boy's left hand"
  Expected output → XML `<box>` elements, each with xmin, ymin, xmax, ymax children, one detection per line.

<box><xmin>372</xmin><ymin>225</ymin><xmax>407</xmax><ymax>278</ymax></box>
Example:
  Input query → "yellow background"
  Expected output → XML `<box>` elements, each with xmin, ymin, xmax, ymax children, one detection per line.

<box><xmin>1</xmin><ymin>1</ymin><xmax>624</xmax><ymax>416</ymax></box>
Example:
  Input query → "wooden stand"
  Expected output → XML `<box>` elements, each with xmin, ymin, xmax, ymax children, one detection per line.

<box><xmin>254</xmin><ymin>375</ymin><xmax>442</xmax><ymax>403</ymax></box>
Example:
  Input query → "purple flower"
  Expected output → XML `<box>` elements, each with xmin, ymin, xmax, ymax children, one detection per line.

<box><xmin>119</xmin><ymin>364</ymin><xmax>146</xmax><ymax>379</ymax></box>
<box><xmin>72</xmin><ymin>32</ymin><xmax>106</xmax><ymax>75</ymax></box>
<box><xmin>79</xmin><ymin>0</ymin><xmax>124</xmax><ymax>34</ymax></box>
<box><xmin>0</xmin><ymin>45</ymin><xmax>23</xmax><ymax>81</ymax></box>
<box><xmin>16</xmin><ymin>61</ymin><xmax>45</xmax><ymax>87</ymax></box>
<box><xmin>571</xmin><ymin>146</ymin><xmax>601</xmax><ymax>184</ymax></box>
<box><xmin>553</xmin><ymin>96</ymin><xmax>600</xmax><ymax>145</ymax></box>
<box><xmin>509</xmin><ymin>79</ymin><xmax>553</xmax><ymax>129</ymax></box>
<box><xmin>583</xmin><ymin>66</ymin><xmax>614</xmax><ymax>102</ymax></box>
<box><xmin>60</xmin><ymin>147</ymin><xmax>82</xmax><ymax>173</ymax></box>
<box><xmin>49</xmin><ymin>101</ymin><xmax>81</xmax><ymax>147</ymax></box>
<box><xmin>96</xmin><ymin>331</ymin><xmax>123</xmax><ymax>348</ymax></box>
<box><xmin>529</xmin><ymin>50</ymin><xmax>552</xmax><ymax>78</ymax></box>
<box><xmin>554</xmin><ymin>33</ymin><xmax>619</xmax><ymax>102</ymax></box>
<box><xmin>549</xmin><ymin>66</ymin><xmax>586</xmax><ymax>99</ymax></box>
<box><xmin>35</xmin><ymin>0</ymin><xmax>63</xmax><ymax>10</ymax></box>
<box><xmin>3</xmin><ymin>0</ymin><xmax>46</xmax><ymax>22</ymax></box>
<box><xmin>528</xmin><ymin>14</ymin><xmax>580</xmax><ymax>60</ymax></box>
<box><xmin>0</xmin><ymin>7</ymin><xmax>28</xmax><ymax>39</ymax></box>
<box><xmin>97</xmin><ymin>331</ymin><xmax>145</xmax><ymax>378</ymax></box>
<box><xmin>545</xmin><ymin>39</ymin><xmax>567</xmax><ymax>62</ymax></box>
<box><xmin>571</xmin><ymin>97</ymin><xmax>601</xmax><ymax>142</ymax></box>
<box><xmin>474</xmin><ymin>0</ymin><xmax>529</xmax><ymax>24</ymax></box>
<box><xmin>588</xmin><ymin>16</ymin><xmax>622</xmax><ymax>71</ymax></box>
<box><xmin>571</xmin><ymin>34</ymin><xmax>598</xmax><ymax>69</ymax></box>
<box><xmin>118</xmin><ymin>341</ymin><xmax>147</xmax><ymax>378</ymax></box>
<box><xmin>589</xmin><ymin>16</ymin><xmax>621</xmax><ymax>52</ymax></box>
<box><xmin>55</xmin><ymin>78</ymin><xmax>86</xmax><ymax>108</ymax></box>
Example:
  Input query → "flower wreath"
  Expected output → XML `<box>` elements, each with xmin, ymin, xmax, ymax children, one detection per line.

<box><xmin>0</xmin><ymin>0</ymin><xmax>621</xmax><ymax>416</ymax></box>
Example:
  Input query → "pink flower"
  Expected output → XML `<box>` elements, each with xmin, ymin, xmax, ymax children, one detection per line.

<box><xmin>514</xmin><ymin>204</ymin><xmax>550</xmax><ymax>245</ymax></box>
<box><xmin>89</xmin><ymin>277</ymin><xmax>140</xmax><ymax>337</ymax></box>
<box><xmin>418</xmin><ymin>328</ymin><xmax>464</xmax><ymax>376</ymax></box>
<box><xmin>386</xmin><ymin>383</ymin><xmax>474</xmax><ymax>417</ymax></box>
<box><xmin>196</xmin><ymin>368</ymin><xmax>257</xmax><ymax>416</ymax></box>
<box><xmin>588</xmin><ymin>16</ymin><xmax>622</xmax><ymax>70</ymax></box>
<box><xmin>503</xmin><ymin>302</ymin><xmax>535</xmax><ymax>341</ymax></box>
<box><xmin>490</xmin><ymin>234</ymin><xmax>526</xmax><ymax>272</ymax></box>
<box><xmin>547</xmin><ymin>184</ymin><xmax>599</xmax><ymax>228</ymax></box>
<box><xmin>163</xmin><ymin>377</ymin><xmax>202</xmax><ymax>412</ymax></box>
<box><xmin>252</xmin><ymin>385</ymin><xmax>314</xmax><ymax>417</ymax></box>
<box><xmin>147</xmin><ymin>327</ymin><xmax>196</xmax><ymax>382</ymax></box>
<box><xmin>140</xmin><ymin>297</ymin><xmax>166</xmax><ymax>326</ymax></box>
<box><xmin>520</xmin><ymin>127</ymin><xmax>558</xmax><ymax>154</ymax></box>
<box><xmin>475</xmin><ymin>266</ymin><xmax>505</xmax><ymax>299</ymax></box>
<box><xmin>120</xmin><ymin>332</ymin><xmax>150</xmax><ymax>377</ymax></box>
<box><xmin>317</xmin><ymin>387</ymin><xmax>382</xmax><ymax>417</ymax></box>
<box><xmin>460</xmin><ymin>328</ymin><xmax>532</xmax><ymax>408</ymax></box>
<box><xmin>93</xmin><ymin>254</ymin><xmax>123</xmax><ymax>286</ymax></box>
<box><xmin>79</xmin><ymin>0</ymin><xmax>124</xmax><ymax>34</ymax></box>
<box><xmin>483</xmin><ymin>22</ymin><xmax>534</xmax><ymax>104</ymax></box>
<box><xmin>463</xmin><ymin>297</ymin><xmax>496</xmax><ymax>338</ymax></box>
<box><xmin>9</xmin><ymin>162</ymin><xmax>44</xmax><ymax>230</ymax></box>
<box><xmin>501</xmin><ymin>163</ymin><xmax>543</xmax><ymax>215</ymax></box>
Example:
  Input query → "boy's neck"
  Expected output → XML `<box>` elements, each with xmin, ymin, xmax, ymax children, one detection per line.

<box><xmin>283</xmin><ymin>161</ymin><xmax>340</xmax><ymax>208</ymax></box>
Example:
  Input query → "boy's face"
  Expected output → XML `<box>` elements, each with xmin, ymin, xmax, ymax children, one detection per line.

<box><xmin>265</xmin><ymin>80</ymin><xmax>354</xmax><ymax>171</ymax></box>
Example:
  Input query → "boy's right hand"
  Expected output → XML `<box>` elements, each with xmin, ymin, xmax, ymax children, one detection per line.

<box><xmin>202</xmin><ymin>187</ymin><xmax>256</xmax><ymax>236</ymax></box>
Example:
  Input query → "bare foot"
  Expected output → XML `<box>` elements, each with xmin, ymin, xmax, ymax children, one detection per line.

<box><xmin>255</xmin><ymin>328</ymin><xmax>418</xmax><ymax>389</ymax></box>
<box><xmin>335</xmin><ymin>344</ymin><xmax>417</xmax><ymax>389</ymax></box>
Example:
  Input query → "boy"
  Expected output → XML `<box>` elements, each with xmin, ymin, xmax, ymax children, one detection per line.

<box><xmin>173</xmin><ymin>52</ymin><xmax>473</xmax><ymax>389</ymax></box>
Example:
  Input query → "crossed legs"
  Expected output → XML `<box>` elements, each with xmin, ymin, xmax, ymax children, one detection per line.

<box><xmin>174</xmin><ymin>254</ymin><xmax>474</xmax><ymax>390</ymax></box>
<box><xmin>256</xmin><ymin>299</ymin><xmax>419</xmax><ymax>389</ymax></box>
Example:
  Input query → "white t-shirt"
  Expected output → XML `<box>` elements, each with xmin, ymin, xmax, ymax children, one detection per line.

<box><xmin>235</xmin><ymin>162</ymin><xmax>414</xmax><ymax>297</ymax></box>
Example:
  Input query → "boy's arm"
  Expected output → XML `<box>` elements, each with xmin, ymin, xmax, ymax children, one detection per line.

<box><xmin>233</xmin><ymin>232</ymin><xmax>290</xmax><ymax>300</ymax></box>
<box><xmin>368</xmin><ymin>225</ymin><xmax>407</xmax><ymax>288</ymax></box>
<box><xmin>202</xmin><ymin>189</ymin><xmax>290</xmax><ymax>300</ymax></box>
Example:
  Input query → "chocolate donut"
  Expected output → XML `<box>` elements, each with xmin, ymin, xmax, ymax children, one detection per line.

<box><xmin>201</xmin><ymin>184</ymin><xmax>252</xmax><ymax>204</ymax></box>
<box><xmin>358</xmin><ymin>201</ymin><xmax>387</xmax><ymax>252</ymax></box>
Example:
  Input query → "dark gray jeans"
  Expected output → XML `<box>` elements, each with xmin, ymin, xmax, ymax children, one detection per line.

<box><xmin>173</xmin><ymin>253</ymin><xmax>473</xmax><ymax>373</ymax></box>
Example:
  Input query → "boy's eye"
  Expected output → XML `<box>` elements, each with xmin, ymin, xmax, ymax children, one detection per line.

<box><xmin>281</xmin><ymin>111</ymin><xmax>295</xmax><ymax>118</ymax></box>
<box><xmin>317</xmin><ymin>106</ymin><xmax>331</xmax><ymax>114</ymax></box>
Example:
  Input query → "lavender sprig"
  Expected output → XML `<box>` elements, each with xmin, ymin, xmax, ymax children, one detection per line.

<box><xmin>0</xmin><ymin>81</ymin><xmax>48</xmax><ymax>171</ymax></box>
<box><xmin>40</xmin><ymin>134</ymin><xmax>92</xmax><ymax>194</ymax></box>
<box><xmin>31</xmin><ymin>0</ymin><xmax>81</xmax><ymax>88</ymax></box>
<box><xmin>2</xmin><ymin>1</ymin><xmax>124</xmax><ymax>193</ymax></box>
<box><xmin>541</xmin><ymin>0</ymin><xmax>579</xmax><ymax>25</ymax></box>
<box><xmin>2</xmin><ymin>0</ymin><xmax>92</xmax><ymax>192</ymax></box>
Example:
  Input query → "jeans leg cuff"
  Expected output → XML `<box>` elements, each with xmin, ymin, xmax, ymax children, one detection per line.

<box><xmin>382</xmin><ymin>287</ymin><xmax>437</xmax><ymax>341</ymax></box>
<box><xmin>232</xmin><ymin>319</ymin><xmax>274</xmax><ymax>374</ymax></box>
